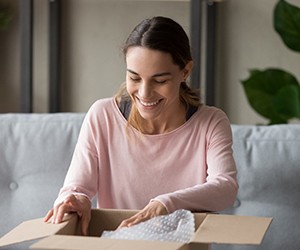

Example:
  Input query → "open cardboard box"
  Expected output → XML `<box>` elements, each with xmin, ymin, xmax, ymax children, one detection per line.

<box><xmin>0</xmin><ymin>209</ymin><xmax>272</xmax><ymax>250</ymax></box>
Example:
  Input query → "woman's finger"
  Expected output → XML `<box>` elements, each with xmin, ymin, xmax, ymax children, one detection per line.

<box><xmin>43</xmin><ymin>209</ymin><xmax>54</xmax><ymax>222</ymax></box>
<box><xmin>127</xmin><ymin>214</ymin><xmax>149</xmax><ymax>227</ymax></box>
<box><xmin>118</xmin><ymin>211</ymin><xmax>147</xmax><ymax>228</ymax></box>
<box><xmin>52</xmin><ymin>195</ymin><xmax>78</xmax><ymax>223</ymax></box>
<box><xmin>118</xmin><ymin>201</ymin><xmax>168</xmax><ymax>229</ymax></box>
<box><xmin>80</xmin><ymin>213</ymin><xmax>91</xmax><ymax>236</ymax></box>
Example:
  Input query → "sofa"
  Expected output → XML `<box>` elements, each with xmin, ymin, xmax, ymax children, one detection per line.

<box><xmin>0</xmin><ymin>113</ymin><xmax>299</xmax><ymax>250</ymax></box>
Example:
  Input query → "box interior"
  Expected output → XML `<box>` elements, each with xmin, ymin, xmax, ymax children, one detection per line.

<box><xmin>0</xmin><ymin>209</ymin><xmax>272</xmax><ymax>250</ymax></box>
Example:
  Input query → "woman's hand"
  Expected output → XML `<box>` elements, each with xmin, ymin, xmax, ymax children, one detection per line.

<box><xmin>43</xmin><ymin>194</ymin><xmax>91</xmax><ymax>236</ymax></box>
<box><xmin>118</xmin><ymin>200</ymin><xmax>168</xmax><ymax>229</ymax></box>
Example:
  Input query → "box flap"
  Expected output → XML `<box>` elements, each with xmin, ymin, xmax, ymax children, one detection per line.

<box><xmin>30</xmin><ymin>235</ymin><xmax>185</xmax><ymax>250</ymax></box>
<box><xmin>192</xmin><ymin>214</ymin><xmax>272</xmax><ymax>245</ymax></box>
<box><xmin>0</xmin><ymin>215</ymin><xmax>77</xmax><ymax>247</ymax></box>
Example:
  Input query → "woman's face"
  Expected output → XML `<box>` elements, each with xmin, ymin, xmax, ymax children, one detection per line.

<box><xmin>125</xmin><ymin>46</ymin><xmax>192</xmax><ymax>122</ymax></box>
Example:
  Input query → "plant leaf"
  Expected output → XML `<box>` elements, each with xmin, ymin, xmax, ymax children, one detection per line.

<box><xmin>241</xmin><ymin>68</ymin><xmax>299</xmax><ymax>123</ymax></box>
<box><xmin>273</xmin><ymin>85</ymin><xmax>300</xmax><ymax>119</ymax></box>
<box><xmin>274</xmin><ymin>0</ymin><xmax>300</xmax><ymax>52</ymax></box>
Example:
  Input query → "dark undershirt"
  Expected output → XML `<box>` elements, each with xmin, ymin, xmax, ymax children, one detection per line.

<box><xmin>119</xmin><ymin>98</ymin><xmax>198</xmax><ymax>121</ymax></box>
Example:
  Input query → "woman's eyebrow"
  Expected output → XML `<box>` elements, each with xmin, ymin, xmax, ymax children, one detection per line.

<box><xmin>153</xmin><ymin>72</ymin><xmax>171</xmax><ymax>77</ymax></box>
<box><xmin>127</xmin><ymin>69</ymin><xmax>171</xmax><ymax>77</ymax></box>
<box><xmin>127</xmin><ymin>69</ymin><xmax>139</xmax><ymax>75</ymax></box>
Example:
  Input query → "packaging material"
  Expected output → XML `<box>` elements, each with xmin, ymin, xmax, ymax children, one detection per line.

<box><xmin>0</xmin><ymin>208</ymin><xmax>272</xmax><ymax>250</ymax></box>
<box><xmin>102</xmin><ymin>209</ymin><xmax>195</xmax><ymax>243</ymax></box>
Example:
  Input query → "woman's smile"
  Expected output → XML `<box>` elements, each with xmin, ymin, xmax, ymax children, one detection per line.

<box><xmin>136</xmin><ymin>97</ymin><xmax>163</xmax><ymax>108</ymax></box>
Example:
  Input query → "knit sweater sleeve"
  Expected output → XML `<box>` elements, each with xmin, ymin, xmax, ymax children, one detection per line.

<box><xmin>152</xmin><ymin>110</ymin><xmax>238</xmax><ymax>213</ymax></box>
<box><xmin>54</xmin><ymin>101</ymin><xmax>102</xmax><ymax>206</ymax></box>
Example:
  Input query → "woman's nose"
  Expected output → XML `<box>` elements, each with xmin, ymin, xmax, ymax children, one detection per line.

<box><xmin>139</xmin><ymin>81</ymin><xmax>152</xmax><ymax>98</ymax></box>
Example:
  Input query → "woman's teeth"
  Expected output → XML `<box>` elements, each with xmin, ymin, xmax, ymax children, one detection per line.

<box><xmin>139</xmin><ymin>99</ymin><xmax>160</xmax><ymax>107</ymax></box>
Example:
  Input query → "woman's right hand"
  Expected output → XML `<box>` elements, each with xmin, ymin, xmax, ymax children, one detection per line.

<box><xmin>43</xmin><ymin>194</ymin><xmax>91</xmax><ymax>236</ymax></box>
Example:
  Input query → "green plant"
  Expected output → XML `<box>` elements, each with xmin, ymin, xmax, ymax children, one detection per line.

<box><xmin>241</xmin><ymin>0</ymin><xmax>300</xmax><ymax>124</ymax></box>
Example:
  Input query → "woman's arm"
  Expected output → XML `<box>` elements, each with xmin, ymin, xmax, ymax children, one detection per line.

<box><xmin>152</xmin><ymin>115</ymin><xmax>238</xmax><ymax>213</ymax></box>
<box><xmin>44</xmin><ymin>102</ymin><xmax>101</xmax><ymax>233</ymax></box>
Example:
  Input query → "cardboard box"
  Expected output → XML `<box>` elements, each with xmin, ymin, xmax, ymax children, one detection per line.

<box><xmin>0</xmin><ymin>209</ymin><xmax>272</xmax><ymax>250</ymax></box>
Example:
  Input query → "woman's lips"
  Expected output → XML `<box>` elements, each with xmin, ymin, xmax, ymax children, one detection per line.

<box><xmin>139</xmin><ymin>99</ymin><xmax>160</xmax><ymax>107</ymax></box>
<box><xmin>136</xmin><ymin>97</ymin><xmax>162</xmax><ymax>107</ymax></box>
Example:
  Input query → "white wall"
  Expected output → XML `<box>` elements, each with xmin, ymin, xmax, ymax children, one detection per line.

<box><xmin>33</xmin><ymin>0</ymin><xmax>49</xmax><ymax>112</ymax></box>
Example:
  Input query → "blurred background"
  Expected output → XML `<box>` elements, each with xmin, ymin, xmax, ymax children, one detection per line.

<box><xmin>0</xmin><ymin>0</ymin><xmax>299</xmax><ymax>124</ymax></box>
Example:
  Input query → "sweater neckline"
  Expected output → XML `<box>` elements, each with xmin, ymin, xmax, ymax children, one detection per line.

<box><xmin>112</xmin><ymin>98</ymin><xmax>203</xmax><ymax>137</ymax></box>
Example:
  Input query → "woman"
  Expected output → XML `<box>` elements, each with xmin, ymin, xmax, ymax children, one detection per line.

<box><xmin>44</xmin><ymin>16</ymin><xmax>238</xmax><ymax>235</ymax></box>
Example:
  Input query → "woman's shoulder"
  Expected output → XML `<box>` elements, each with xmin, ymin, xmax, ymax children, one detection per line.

<box><xmin>184</xmin><ymin>105</ymin><xmax>232</xmax><ymax>138</ymax></box>
<box><xmin>197</xmin><ymin>104</ymin><xmax>229</xmax><ymax>120</ymax></box>
<box><xmin>188</xmin><ymin>104</ymin><xmax>231</xmax><ymax>130</ymax></box>
<box><xmin>91</xmin><ymin>97</ymin><xmax>114</xmax><ymax>107</ymax></box>
<box><xmin>87</xmin><ymin>98</ymin><xmax>116</xmax><ymax>112</ymax></box>
<box><xmin>83</xmin><ymin>98</ymin><xmax>120</xmax><ymax>120</ymax></box>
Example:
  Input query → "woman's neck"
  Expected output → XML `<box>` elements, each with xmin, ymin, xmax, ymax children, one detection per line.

<box><xmin>142</xmin><ymin>102</ymin><xmax>187</xmax><ymax>134</ymax></box>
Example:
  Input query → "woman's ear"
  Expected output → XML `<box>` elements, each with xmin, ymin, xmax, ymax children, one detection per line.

<box><xmin>183</xmin><ymin>61</ymin><xmax>193</xmax><ymax>80</ymax></box>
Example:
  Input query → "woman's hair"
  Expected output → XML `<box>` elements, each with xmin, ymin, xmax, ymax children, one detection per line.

<box><xmin>116</xmin><ymin>16</ymin><xmax>201</xmax><ymax>133</ymax></box>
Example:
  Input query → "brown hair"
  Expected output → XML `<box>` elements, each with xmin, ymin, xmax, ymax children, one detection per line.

<box><xmin>116</xmin><ymin>16</ymin><xmax>201</xmax><ymax>133</ymax></box>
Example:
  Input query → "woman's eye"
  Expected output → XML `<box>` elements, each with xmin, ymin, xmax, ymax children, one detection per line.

<box><xmin>155</xmin><ymin>79</ymin><xmax>167</xmax><ymax>84</ymax></box>
<box><xmin>129</xmin><ymin>77</ymin><xmax>140</xmax><ymax>82</ymax></box>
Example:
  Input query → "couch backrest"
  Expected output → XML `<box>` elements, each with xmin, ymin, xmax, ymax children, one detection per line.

<box><xmin>213</xmin><ymin>124</ymin><xmax>300</xmax><ymax>250</ymax></box>
<box><xmin>0</xmin><ymin>113</ymin><xmax>85</xmax><ymax>238</ymax></box>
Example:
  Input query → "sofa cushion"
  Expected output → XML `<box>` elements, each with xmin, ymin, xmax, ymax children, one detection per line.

<box><xmin>0</xmin><ymin>113</ymin><xmax>85</xmax><ymax>238</ymax></box>
<box><xmin>213</xmin><ymin>124</ymin><xmax>300</xmax><ymax>250</ymax></box>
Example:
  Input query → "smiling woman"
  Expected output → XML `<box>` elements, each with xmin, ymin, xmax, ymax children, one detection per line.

<box><xmin>44</xmin><ymin>16</ymin><xmax>238</xmax><ymax>236</ymax></box>
<box><xmin>117</xmin><ymin>16</ymin><xmax>198</xmax><ymax>134</ymax></box>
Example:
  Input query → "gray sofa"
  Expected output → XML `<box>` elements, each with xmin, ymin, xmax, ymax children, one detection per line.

<box><xmin>0</xmin><ymin>113</ymin><xmax>299</xmax><ymax>249</ymax></box>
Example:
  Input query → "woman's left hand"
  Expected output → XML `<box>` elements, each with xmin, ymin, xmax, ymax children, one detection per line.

<box><xmin>118</xmin><ymin>200</ymin><xmax>168</xmax><ymax>228</ymax></box>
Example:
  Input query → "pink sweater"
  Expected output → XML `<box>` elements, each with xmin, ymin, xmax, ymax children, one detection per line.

<box><xmin>56</xmin><ymin>98</ymin><xmax>238</xmax><ymax>213</ymax></box>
